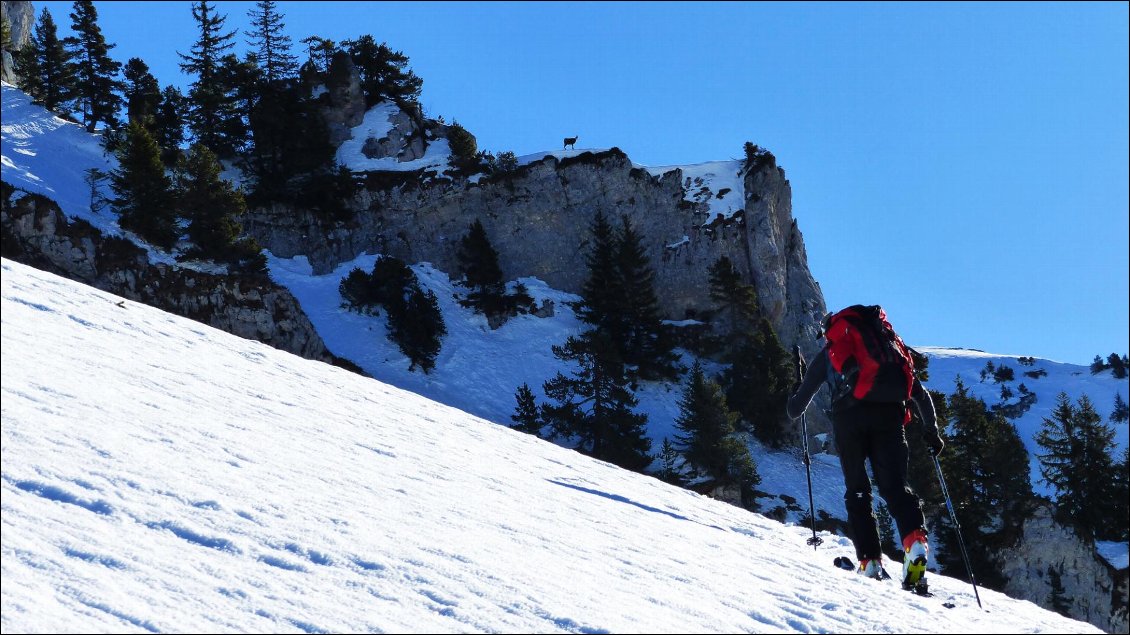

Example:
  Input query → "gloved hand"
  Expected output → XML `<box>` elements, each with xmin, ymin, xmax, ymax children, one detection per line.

<box><xmin>924</xmin><ymin>432</ymin><xmax>945</xmax><ymax>457</ymax></box>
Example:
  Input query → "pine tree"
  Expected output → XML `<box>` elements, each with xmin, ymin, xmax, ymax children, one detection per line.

<box><xmin>510</xmin><ymin>383</ymin><xmax>542</xmax><ymax>435</ymax></box>
<box><xmin>178</xmin><ymin>1</ymin><xmax>237</xmax><ymax>153</ymax></box>
<box><xmin>1108</xmin><ymin>353</ymin><xmax>1128</xmax><ymax>379</ymax></box>
<box><xmin>542</xmin><ymin>331</ymin><xmax>652</xmax><ymax>472</ymax></box>
<box><xmin>673</xmin><ymin>362</ymin><xmax>757</xmax><ymax>497</ymax></box>
<box><xmin>1090</xmin><ymin>355</ymin><xmax>1106</xmax><ymax>375</ymax></box>
<box><xmin>122</xmin><ymin>58</ymin><xmax>160</xmax><ymax>126</ymax></box>
<box><xmin>299</xmin><ymin>35</ymin><xmax>337</xmax><ymax>74</ymax></box>
<box><xmin>724</xmin><ymin>318</ymin><xmax>794</xmax><ymax>448</ymax></box>
<box><xmin>110</xmin><ymin>121</ymin><xmax>178</xmax><ymax>249</ymax></box>
<box><xmin>616</xmin><ymin>215</ymin><xmax>677</xmax><ymax>381</ymax></box>
<box><xmin>65</xmin><ymin>0</ymin><xmax>122</xmax><ymax>132</ymax></box>
<box><xmin>15</xmin><ymin>8</ymin><xmax>77</xmax><ymax>113</ymax></box>
<box><xmin>176</xmin><ymin>143</ymin><xmax>255</xmax><ymax>265</ymax></box>
<box><xmin>1111</xmin><ymin>448</ymin><xmax>1129</xmax><ymax>542</ymax></box>
<box><xmin>245</xmin><ymin>79</ymin><xmax>335</xmax><ymax>205</ymax></box>
<box><xmin>935</xmin><ymin>378</ymin><xmax>1034</xmax><ymax>588</ymax></box>
<box><xmin>343</xmin><ymin>35</ymin><xmax>423</xmax><ymax>107</ymax></box>
<box><xmin>456</xmin><ymin>219</ymin><xmax>506</xmax><ymax>316</ymax></box>
<box><xmin>656</xmin><ymin>438</ymin><xmax>686</xmax><ymax>486</ymax></box>
<box><xmin>388</xmin><ymin>285</ymin><xmax>446</xmax><ymax>374</ymax></box>
<box><xmin>245</xmin><ymin>0</ymin><xmax>297</xmax><ymax>84</ymax></box>
<box><xmin>1112</xmin><ymin>392</ymin><xmax>1129</xmax><ymax>424</ymax></box>
<box><xmin>153</xmin><ymin>85</ymin><xmax>187</xmax><ymax>167</ymax></box>
<box><xmin>1036</xmin><ymin>393</ymin><xmax>1121</xmax><ymax>540</ymax></box>
<box><xmin>575</xmin><ymin>210</ymin><xmax>624</xmax><ymax>339</ymax></box>
<box><xmin>708</xmin><ymin>255</ymin><xmax>759</xmax><ymax>353</ymax></box>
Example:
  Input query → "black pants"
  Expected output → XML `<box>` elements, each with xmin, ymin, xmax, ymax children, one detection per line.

<box><xmin>833</xmin><ymin>401</ymin><xmax>925</xmax><ymax>561</ymax></box>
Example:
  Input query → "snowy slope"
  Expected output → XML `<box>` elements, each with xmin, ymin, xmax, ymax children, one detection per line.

<box><xmin>0</xmin><ymin>257</ymin><xmax>1102</xmax><ymax>633</ymax></box>
<box><xmin>918</xmin><ymin>346</ymin><xmax>1129</xmax><ymax>498</ymax></box>
<box><xmin>3</xmin><ymin>80</ymin><xmax>1125</xmax><ymax>575</ymax></box>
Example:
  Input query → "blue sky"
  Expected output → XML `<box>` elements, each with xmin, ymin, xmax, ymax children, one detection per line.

<box><xmin>32</xmin><ymin>1</ymin><xmax>1129</xmax><ymax>365</ymax></box>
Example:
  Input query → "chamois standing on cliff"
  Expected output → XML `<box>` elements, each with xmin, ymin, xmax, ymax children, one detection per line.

<box><xmin>563</xmin><ymin>136</ymin><xmax>578</xmax><ymax>150</ymax></box>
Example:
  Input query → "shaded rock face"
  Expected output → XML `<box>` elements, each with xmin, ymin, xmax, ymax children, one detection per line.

<box><xmin>1</xmin><ymin>1</ymin><xmax>34</xmax><ymax>84</ymax></box>
<box><xmin>998</xmin><ymin>505</ymin><xmax>1128</xmax><ymax>634</ymax></box>
<box><xmin>1</xmin><ymin>187</ymin><xmax>333</xmax><ymax>364</ymax></box>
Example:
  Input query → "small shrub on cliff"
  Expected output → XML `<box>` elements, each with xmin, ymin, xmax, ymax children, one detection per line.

<box><xmin>742</xmin><ymin>142</ymin><xmax>776</xmax><ymax>173</ymax></box>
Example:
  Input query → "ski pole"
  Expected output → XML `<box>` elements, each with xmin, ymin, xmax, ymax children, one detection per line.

<box><xmin>794</xmin><ymin>345</ymin><xmax>822</xmax><ymax>549</ymax></box>
<box><xmin>933</xmin><ymin>455</ymin><xmax>983</xmax><ymax>609</ymax></box>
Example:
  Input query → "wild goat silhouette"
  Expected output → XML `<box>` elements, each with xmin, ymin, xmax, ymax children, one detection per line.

<box><xmin>563</xmin><ymin>136</ymin><xmax>578</xmax><ymax>150</ymax></box>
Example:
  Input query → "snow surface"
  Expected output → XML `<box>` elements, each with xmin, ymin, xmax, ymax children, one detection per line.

<box><xmin>3</xmin><ymin>78</ymin><xmax>1126</xmax><ymax>588</ymax></box>
<box><xmin>335</xmin><ymin>101</ymin><xmax>453</xmax><ymax>173</ymax></box>
<box><xmin>0</xmin><ymin>258</ymin><xmax>1103</xmax><ymax>633</ymax></box>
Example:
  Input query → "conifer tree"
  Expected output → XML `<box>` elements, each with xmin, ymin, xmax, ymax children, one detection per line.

<box><xmin>300</xmin><ymin>35</ymin><xmax>337</xmax><ymax>74</ymax></box>
<box><xmin>176</xmin><ymin>143</ymin><xmax>254</xmax><ymax>265</ymax></box>
<box><xmin>673</xmin><ymin>362</ymin><xmax>757</xmax><ymax>497</ymax></box>
<box><xmin>122</xmin><ymin>58</ymin><xmax>160</xmax><ymax>126</ymax></box>
<box><xmin>16</xmin><ymin>8</ymin><xmax>77</xmax><ymax>113</ymax></box>
<box><xmin>456</xmin><ymin>219</ymin><xmax>506</xmax><ymax>316</ymax></box>
<box><xmin>245</xmin><ymin>0</ymin><xmax>297</xmax><ymax>84</ymax></box>
<box><xmin>178</xmin><ymin>1</ymin><xmax>237</xmax><ymax>153</ymax></box>
<box><xmin>153</xmin><ymin>85</ymin><xmax>187</xmax><ymax>167</ymax></box>
<box><xmin>724</xmin><ymin>318</ymin><xmax>794</xmax><ymax>448</ymax></box>
<box><xmin>66</xmin><ymin>0</ymin><xmax>122</xmax><ymax>132</ymax></box>
<box><xmin>616</xmin><ymin>215</ymin><xmax>677</xmax><ymax>380</ymax></box>
<box><xmin>110</xmin><ymin>121</ymin><xmax>178</xmax><ymax>249</ymax></box>
<box><xmin>1090</xmin><ymin>355</ymin><xmax>1106</xmax><ymax>375</ymax></box>
<box><xmin>510</xmin><ymin>383</ymin><xmax>542</xmax><ymax>435</ymax></box>
<box><xmin>1035</xmin><ymin>393</ymin><xmax>1120</xmax><ymax>540</ymax></box>
<box><xmin>343</xmin><ymin>35</ymin><xmax>423</xmax><ymax>107</ymax></box>
<box><xmin>1112</xmin><ymin>392</ymin><xmax>1129</xmax><ymax>424</ymax></box>
<box><xmin>656</xmin><ymin>438</ymin><xmax>686</xmax><ymax>486</ymax></box>
<box><xmin>936</xmin><ymin>378</ymin><xmax>1035</xmax><ymax>588</ymax></box>
<box><xmin>542</xmin><ymin>331</ymin><xmax>652</xmax><ymax>472</ymax></box>
<box><xmin>575</xmin><ymin>210</ymin><xmax>624</xmax><ymax>339</ymax></box>
<box><xmin>389</xmin><ymin>285</ymin><xmax>446</xmax><ymax>374</ymax></box>
<box><xmin>1108</xmin><ymin>353</ymin><xmax>1128</xmax><ymax>379</ymax></box>
<box><xmin>708</xmin><ymin>255</ymin><xmax>759</xmax><ymax>352</ymax></box>
<box><xmin>1111</xmin><ymin>448</ymin><xmax>1129</xmax><ymax>542</ymax></box>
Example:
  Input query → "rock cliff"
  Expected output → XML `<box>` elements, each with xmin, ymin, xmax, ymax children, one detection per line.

<box><xmin>1</xmin><ymin>1</ymin><xmax>34</xmax><ymax>85</ymax></box>
<box><xmin>2</xmin><ymin>185</ymin><xmax>337</xmax><ymax>366</ymax></box>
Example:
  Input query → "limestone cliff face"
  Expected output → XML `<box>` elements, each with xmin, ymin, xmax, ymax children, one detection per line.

<box><xmin>1</xmin><ymin>1</ymin><xmax>34</xmax><ymax>85</ymax></box>
<box><xmin>242</xmin><ymin>150</ymin><xmax>827</xmax><ymax>362</ymax></box>
<box><xmin>998</xmin><ymin>505</ymin><xmax>1128</xmax><ymax>634</ymax></box>
<box><xmin>1</xmin><ymin>187</ymin><xmax>334</xmax><ymax>364</ymax></box>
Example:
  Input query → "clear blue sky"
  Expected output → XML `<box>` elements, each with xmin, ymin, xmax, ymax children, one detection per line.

<box><xmin>35</xmin><ymin>1</ymin><xmax>1129</xmax><ymax>365</ymax></box>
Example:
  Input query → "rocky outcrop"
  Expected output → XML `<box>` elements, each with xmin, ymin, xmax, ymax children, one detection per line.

<box><xmin>1</xmin><ymin>185</ymin><xmax>337</xmax><ymax>366</ymax></box>
<box><xmin>998</xmin><ymin>505</ymin><xmax>1129</xmax><ymax>634</ymax></box>
<box><xmin>241</xmin><ymin>145</ymin><xmax>832</xmax><ymax>433</ymax></box>
<box><xmin>1</xmin><ymin>1</ymin><xmax>34</xmax><ymax>85</ymax></box>
<box><xmin>247</xmin><ymin>151</ymin><xmax>824</xmax><ymax>342</ymax></box>
<box><xmin>316</xmin><ymin>52</ymin><xmax>367</xmax><ymax>147</ymax></box>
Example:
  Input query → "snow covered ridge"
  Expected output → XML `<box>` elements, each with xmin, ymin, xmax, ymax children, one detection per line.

<box><xmin>917</xmin><ymin>345</ymin><xmax>1129</xmax><ymax>501</ymax></box>
<box><xmin>0</xmin><ymin>258</ymin><xmax>1101</xmax><ymax>633</ymax></box>
<box><xmin>333</xmin><ymin>95</ymin><xmax>748</xmax><ymax>224</ymax></box>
